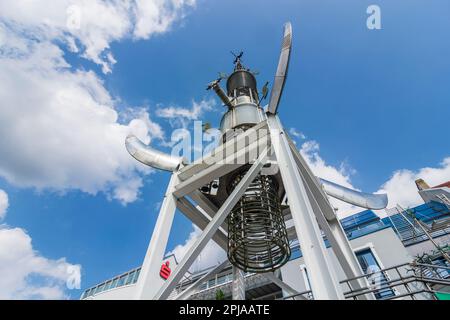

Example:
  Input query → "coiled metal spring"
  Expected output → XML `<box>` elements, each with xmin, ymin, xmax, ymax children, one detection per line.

<box><xmin>227</xmin><ymin>173</ymin><xmax>291</xmax><ymax>273</ymax></box>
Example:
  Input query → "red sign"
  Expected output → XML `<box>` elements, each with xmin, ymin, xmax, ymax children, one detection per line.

<box><xmin>160</xmin><ymin>261</ymin><xmax>171</xmax><ymax>280</ymax></box>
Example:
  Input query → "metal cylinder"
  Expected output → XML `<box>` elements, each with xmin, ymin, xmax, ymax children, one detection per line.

<box><xmin>227</xmin><ymin>172</ymin><xmax>291</xmax><ymax>273</ymax></box>
<box><xmin>212</xmin><ymin>83</ymin><xmax>232</xmax><ymax>108</ymax></box>
<box><xmin>219</xmin><ymin>102</ymin><xmax>265</xmax><ymax>135</ymax></box>
<box><xmin>226</xmin><ymin>70</ymin><xmax>257</xmax><ymax>97</ymax></box>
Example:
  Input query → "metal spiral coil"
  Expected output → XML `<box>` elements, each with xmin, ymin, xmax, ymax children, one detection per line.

<box><xmin>227</xmin><ymin>172</ymin><xmax>291</xmax><ymax>273</ymax></box>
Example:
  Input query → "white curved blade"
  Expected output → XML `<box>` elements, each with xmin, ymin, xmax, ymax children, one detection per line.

<box><xmin>267</xmin><ymin>22</ymin><xmax>292</xmax><ymax>114</ymax></box>
<box><xmin>319</xmin><ymin>178</ymin><xmax>388</xmax><ymax>210</ymax></box>
<box><xmin>125</xmin><ymin>135</ymin><xmax>183</xmax><ymax>172</ymax></box>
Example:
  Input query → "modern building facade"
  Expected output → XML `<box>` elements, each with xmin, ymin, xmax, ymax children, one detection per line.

<box><xmin>81</xmin><ymin>180</ymin><xmax>450</xmax><ymax>300</ymax></box>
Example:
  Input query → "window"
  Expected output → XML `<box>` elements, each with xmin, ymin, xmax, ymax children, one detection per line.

<box><xmin>216</xmin><ymin>275</ymin><xmax>228</xmax><ymax>285</ymax></box>
<box><xmin>133</xmin><ymin>269</ymin><xmax>141</xmax><ymax>283</ymax></box>
<box><xmin>111</xmin><ymin>277</ymin><xmax>119</xmax><ymax>289</ymax></box>
<box><xmin>104</xmin><ymin>280</ymin><xmax>112</xmax><ymax>291</ymax></box>
<box><xmin>81</xmin><ymin>289</ymin><xmax>89</xmax><ymax>299</ymax></box>
<box><xmin>207</xmin><ymin>278</ymin><xmax>216</xmax><ymax>288</ymax></box>
<box><xmin>91</xmin><ymin>286</ymin><xmax>99</xmax><ymax>295</ymax></box>
<box><xmin>97</xmin><ymin>283</ymin><xmax>105</xmax><ymax>294</ymax></box>
<box><xmin>125</xmin><ymin>271</ymin><xmax>135</xmax><ymax>285</ymax></box>
<box><xmin>355</xmin><ymin>248</ymin><xmax>395</xmax><ymax>299</ymax></box>
<box><xmin>117</xmin><ymin>275</ymin><xmax>127</xmax><ymax>287</ymax></box>
<box><xmin>431</xmin><ymin>257</ymin><xmax>450</xmax><ymax>279</ymax></box>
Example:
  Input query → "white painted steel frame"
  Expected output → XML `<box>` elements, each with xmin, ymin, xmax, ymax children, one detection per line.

<box><xmin>136</xmin><ymin>116</ymin><xmax>374</xmax><ymax>300</ymax></box>
<box><xmin>134</xmin><ymin>173</ymin><xmax>180</xmax><ymax>299</ymax></box>
<box><xmin>232</xmin><ymin>266</ymin><xmax>246</xmax><ymax>300</ymax></box>
<box><xmin>154</xmin><ymin>147</ymin><xmax>269</xmax><ymax>299</ymax></box>
<box><xmin>267</xmin><ymin>115</ymin><xmax>344</xmax><ymax>299</ymax></box>
<box><xmin>285</xmin><ymin>134</ymin><xmax>374</xmax><ymax>300</ymax></box>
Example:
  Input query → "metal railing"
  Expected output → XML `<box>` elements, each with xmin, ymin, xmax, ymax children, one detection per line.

<box><xmin>281</xmin><ymin>290</ymin><xmax>314</xmax><ymax>300</ymax></box>
<box><xmin>281</xmin><ymin>262</ymin><xmax>450</xmax><ymax>300</ymax></box>
<box><xmin>341</xmin><ymin>262</ymin><xmax>450</xmax><ymax>300</ymax></box>
<box><xmin>81</xmin><ymin>266</ymin><xmax>141</xmax><ymax>299</ymax></box>
<box><xmin>188</xmin><ymin>272</ymin><xmax>272</xmax><ymax>300</ymax></box>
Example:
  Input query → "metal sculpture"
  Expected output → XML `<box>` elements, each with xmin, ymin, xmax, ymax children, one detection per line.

<box><xmin>125</xmin><ymin>22</ymin><xmax>388</xmax><ymax>300</ymax></box>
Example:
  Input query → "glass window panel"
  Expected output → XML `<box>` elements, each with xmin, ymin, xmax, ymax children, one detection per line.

<box><xmin>97</xmin><ymin>283</ymin><xmax>105</xmax><ymax>293</ymax></box>
<box><xmin>356</xmin><ymin>249</ymin><xmax>395</xmax><ymax>299</ymax></box>
<box><xmin>133</xmin><ymin>269</ymin><xmax>141</xmax><ymax>283</ymax></box>
<box><xmin>104</xmin><ymin>281</ymin><xmax>112</xmax><ymax>291</ymax></box>
<box><xmin>111</xmin><ymin>277</ymin><xmax>119</xmax><ymax>289</ymax></box>
<box><xmin>216</xmin><ymin>275</ymin><xmax>227</xmax><ymax>285</ymax></box>
<box><xmin>125</xmin><ymin>271</ymin><xmax>135</xmax><ymax>285</ymax></box>
<box><xmin>207</xmin><ymin>278</ymin><xmax>215</xmax><ymax>288</ymax></box>
<box><xmin>432</xmin><ymin>257</ymin><xmax>450</xmax><ymax>279</ymax></box>
<box><xmin>117</xmin><ymin>275</ymin><xmax>127</xmax><ymax>287</ymax></box>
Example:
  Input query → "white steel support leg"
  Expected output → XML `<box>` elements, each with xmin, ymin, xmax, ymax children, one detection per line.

<box><xmin>268</xmin><ymin>115</ymin><xmax>344</xmax><ymax>300</ymax></box>
<box><xmin>232</xmin><ymin>266</ymin><xmax>246</xmax><ymax>300</ymax></box>
<box><xmin>154</xmin><ymin>148</ymin><xmax>269</xmax><ymax>300</ymax></box>
<box><xmin>302</xmin><ymin>178</ymin><xmax>374</xmax><ymax>300</ymax></box>
<box><xmin>286</xmin><ymin>136</ymin><xmax>374</xmax><ymax>299</ymax></box>
<box><xmin>134</xmin><ymin>173</ymin><xmax>179</xmax><ymax>299</ymax></box>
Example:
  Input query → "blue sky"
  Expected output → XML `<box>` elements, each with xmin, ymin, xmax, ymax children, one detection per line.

<box><xmin>0</xmin><ymin>0</ymin><xmax>449</xmax><ymax>299</ymax></box>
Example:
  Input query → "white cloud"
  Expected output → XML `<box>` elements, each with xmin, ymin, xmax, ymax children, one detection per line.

<box><xmin>0</xmin><ymin>225</ymin><xmax>81</xmax><ymax>299</ymax></box>
<box><xmin>0</xmin><ymin>40</ymin><xmax>161</xmax><ymax>204</ymax></box>
<box><xmin>167</xmin><ymin>224</ymin><xmax>226</xmax><ymax>272</ymax></box>
<box><xmin>299</xmin><ymin>140</ymin><xmax>362</xmax><ymax>217</ymax></box>
<box><xmin>0</xmin><ymin>190</ymin><xmax>81</xmax><ymax>299</ymax></box>
<box><xmin>0</xmin><ymin>189</ymin><xmax>8</xmax><ymax>220</ymax></box>
<box><xmin>133</xmin><ymin>0</ymin><xmax>195</xmax><ymax>39</ymax></box>
<box><xmin>156</xmin><ymin>99</ymin><xmax>216</xmax><ymax>128</ymax></box>
<box><xmin>0</xmin><ymin>0</ymin><xmax>195</xmax><ymax>73</ymax></box>
<box><xmin>377</xmin><ymin>157</ymin><xmax>450</xmax><ymax>209</ymax></box>
<box><xmin>299</xmin><ymin>140</ymin><xmax>450</xmax><ymax>218</ymax></box>
<box><xmin>0</xmin><ymin>0</ymin><xmax>195</xmax><ymax>204</ymax></box>
<box><xmin>289</xmin><ymin>127</ymin><xmax>306</xmax><ymax>140</ymax></box>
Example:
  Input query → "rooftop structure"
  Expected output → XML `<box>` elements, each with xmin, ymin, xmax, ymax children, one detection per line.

<box><xmin>81</xmin><ymin>22</ymin><xmax>449</xmax><ymax>301</ymax></box>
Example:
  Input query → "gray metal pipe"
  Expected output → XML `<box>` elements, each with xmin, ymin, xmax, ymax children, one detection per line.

<box><xmin>212</xmin><ymin>84</ymin><xmax>232</xmax><ymax>108</ymax></box>
<box><xmin>319</xmin><ymin>178</ymin><xmax>388</xmax><ymax>210</ymax></box>
<box><xmin>125</xmin><ymin>135</ymin><xmax>183</xmax><ymax>172</ymax></box>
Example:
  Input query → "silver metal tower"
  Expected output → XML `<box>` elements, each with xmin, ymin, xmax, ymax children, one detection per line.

<box><xmin>125</xmin><ymin>22</ymin><xmax>388</xmax><ymax>300</ymax></box>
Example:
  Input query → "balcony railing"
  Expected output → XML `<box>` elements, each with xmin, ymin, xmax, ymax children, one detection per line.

<box><xmin>81</xmin><ymin>267</ymin><xmax>141</xmax><ymax>299</ymax></box>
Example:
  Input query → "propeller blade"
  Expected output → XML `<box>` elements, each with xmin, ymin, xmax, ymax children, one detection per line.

<box><xmin>319</xmin><ymin>178</ymin><xmax>388</xmax><ymax>210</ymax></box>
<box><xmin>267</xmin><ymin>22</ymin><xmax>292</xmax><ymax>114</ymax></box>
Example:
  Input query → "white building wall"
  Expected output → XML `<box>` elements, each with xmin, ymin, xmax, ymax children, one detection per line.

<box><xmin>280</xmin><ymin>228</ymin><xmax>413</xmax><ymax>297</ymax></box>
<box><xmin>405</xmin><ymin>234</ymin><xmax>450</xmax><ymax>257</ymax></box>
